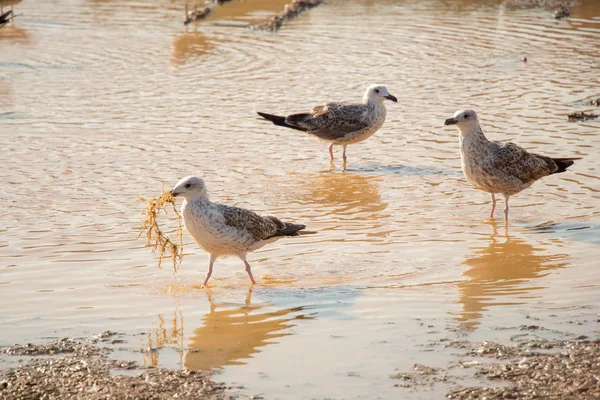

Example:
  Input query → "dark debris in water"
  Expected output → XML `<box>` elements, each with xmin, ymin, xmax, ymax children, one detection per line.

<box><xmin>507</xmin><ymin>0</ymin><xmax>580</xmax><ymax>7</ymax></box>
<box><xmin>0</xmin><ymin>336</ymin><xmax>231</xmax><ymax>400</ymax></box>
<box><xmin>553</xmin><ymin>5</ymin><xmax>571</xmax><ymax>18</ymax></box>
<box><xmin>568</xmin><ymin>111</ymin><xmax>599</xmax><ymax>121</ymax></box>
<box><xmin>506</xmin><ymin>0</ymin><xmax>579</xmax><ymax>19</ymax></box>
<box><xmin>253</xmin><ymin>0</ymin><xmax>325</xmax><ymax>32</ymax></box>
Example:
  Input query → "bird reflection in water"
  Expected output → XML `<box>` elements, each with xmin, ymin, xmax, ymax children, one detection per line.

<box><xmin>301</xmin><ymin>172</ymin><xmax>387</xmax><ymax>216</ymax></box>
<box><xmin>144</xmin><ymin>307</ymin><xmax>185</xmax><ymax>368</ymax></box>
<box><xmin>143</xmin><ymin>290</ymin><xmax>313</xmax><ymax>369</ymax></box>
<box><xmin>185</xmin><ymin>289</ymin><xmax>313</xmax><ymax>371</ymax></box>
<box><xmin>170</xmin><ymin>29</ymin><xmax>214</xmax><ymax>65</ymax></box>
<box><xmin>453</xmin><ymin>222</ymin><xmax>569</xmax><ymax>330</ymax></box>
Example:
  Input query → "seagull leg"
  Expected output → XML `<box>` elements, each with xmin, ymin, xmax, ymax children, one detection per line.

<box><xmin>490</xmin><ymin>193</ymin><xmax>497</xmax><ymax>219</ymax></box>
<box><xmin>328</xmin><ymin>143</ymin><xmax>334</xmax><ymax>161</ymax></box>
<box><xmin>243</xmin><ymin>258</ymin><xmax>257</xmax><ymax>285</ymax></box>
<box><xmin>503</xmin><ymin>195</ymin><xmax>510</xmax><ymax>223</ymax></box>
<box><xmin>201</xmin><ymin>254</ymin><xmax>217</xmax><ymax>289</ymax></box>
<box><xmin>342</xmin><ymin>145</ymin><xmax>348</xmax><ymax>163</ymax></box>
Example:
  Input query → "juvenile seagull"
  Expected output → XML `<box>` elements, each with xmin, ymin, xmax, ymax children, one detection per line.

<box><xmin>444</xmin><ymin>109</ymin><xmax>580</xmax><ymax>222</ymax></box>
<box><xmin>170</xmin><ymin>176</ymin><xmax>306</xmax><ymax>288</ymax></box>
<box><xmin>257</xmin><ymin>85</ymin><xmax>397</xmax><ymax>164</ymax></box>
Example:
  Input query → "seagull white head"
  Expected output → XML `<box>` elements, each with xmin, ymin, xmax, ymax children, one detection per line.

<box><xmin>444</xmin><ymin>109</ymin><xmax>480</xmax><ymax>134</ymax></box>
<box><xmin>171</xmin><ymin>176</ymin><xmax>208</xmax><ymax>201</ymax></box>
<box><xmin>363</xmin><ymin>85</ymin><xmax>398</xmax><ymax>104</ymax></box>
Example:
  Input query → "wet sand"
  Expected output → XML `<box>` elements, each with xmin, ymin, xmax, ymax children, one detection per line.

<box><xmin>2</xmin><ymin>323</ymin><xmax>598</xmax><ymax>399</ymax></box>
<box><xmin>1</xmin><ymin>335</ymin><xmax>230</xmax><ymax>400</ymax></box>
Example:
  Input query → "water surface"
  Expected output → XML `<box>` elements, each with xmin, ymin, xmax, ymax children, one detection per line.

<box><xmin>1</xmin><ymin>0</ymin><xmax>599</xmax><ymax>398</ymax></box>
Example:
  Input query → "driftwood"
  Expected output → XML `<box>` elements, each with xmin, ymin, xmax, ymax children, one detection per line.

<box><xmin>183</xmin><ymin>0</ymin><xmax>325</xmax><ymax>32</ymax></box>
<box><xmin>253</xmin><ymin>0</ymin><xmax>325</xmax><ymax>32</ymax></box>
<box><xmin>183</xmin><ymin>0</ymin><xmax>236</xmax><ymax>25</ymax></box>
<box><xmin>567</xmin><ymin>112</ymin><xmax>599</xmax><ymax>121</ymax></box>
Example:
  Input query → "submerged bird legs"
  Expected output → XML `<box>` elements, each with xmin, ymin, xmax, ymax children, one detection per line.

<box><xmin>201</xmin><ymin>254</ymin><xmax>217</xmax><ymax>289</ymax></box>
<box><xmin>489</xmin><ymin>193</ymin><xmax>510</xmax><ymax>223</ymax></box>
<box><xmin>490</xmin><ymin>193</ymin><xmax>497</xmax><ymax>219</ymax></box>
<box><xmin>327</xmin><ymin>144</ymin><xmax>348</xmax><ymax>162</ymax></box>
<box><xmin>243</xmin><ymin>259</ymin><xmax>257</xmax><ymax>285</ymax></box>
<box><xmin>504</xmin><ymin>196</ymin><xmax>510</xmax><ymax>222</ymax></box>
<box><xmin>201</xmin><ymin>254</ymin><xmax>256</xmax><ymax>289</ymax></box>
<box><xmin>328</xmin><ymin>143</ymin><xmax>348</xmax><ymax>170</ymax></box>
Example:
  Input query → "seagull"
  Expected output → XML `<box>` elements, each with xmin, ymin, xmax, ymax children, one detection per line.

<box><xmin>170</xmin><ymin>176</ymin><xmax>306</xmax><ymax>288</ymax></box>
<box><xmin>444</xmin><ymin>109</ymin><xmax>580</xmax><ymax>222</ymax></box>
<box><xmin>257</xmin><ymin>85</ymin><xmax>397</xmax><ymax>165</ymax></box>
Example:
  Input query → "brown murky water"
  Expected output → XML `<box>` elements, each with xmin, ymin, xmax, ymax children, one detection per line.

<box><xmin>1</xmin><ymin>0</ymin><xmax>599</xmax><ymax>398</ymax></box>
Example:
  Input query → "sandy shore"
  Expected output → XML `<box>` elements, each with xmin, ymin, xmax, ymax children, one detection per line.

<box><xmin>2</xmin><ymin>332</ymin><xmax>598</xmax><ymax>399</ymax></box>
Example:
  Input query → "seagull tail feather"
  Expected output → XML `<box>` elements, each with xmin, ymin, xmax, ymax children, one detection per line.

<box><xmin>278</xmin><ymin>223</ymin><xmax>306</xmax><ymax>237</ymax></box>
<box><xmin>257</xmin><ymin>112</ymin><xmax>307</xmax><ymax>132</ymax></box>
<box><xmin>552</xmin><ymin>157</ymin><xmax>581</xmax><ymax>174</ymax></box>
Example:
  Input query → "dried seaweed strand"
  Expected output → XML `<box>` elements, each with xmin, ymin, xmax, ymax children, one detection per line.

<box><xmin>138</xmin><ymin>189</ymin><xmax>184</xmax><ymax>273</ymax></box>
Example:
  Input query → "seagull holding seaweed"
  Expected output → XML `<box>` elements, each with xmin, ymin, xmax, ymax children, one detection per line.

<box><xmin>444</xmin><ymin>109</ymin><xmax>580</xmax><ymax>222</ymax></box>
<box><xmin>170</xmin><ymin>176</ymin><xmax>306</xmax><ymax>288</ymax></box>
<box><xmin>257</xmin><ymin>85</ymin><xmax>397</xmax><ymax>165</ymax></box>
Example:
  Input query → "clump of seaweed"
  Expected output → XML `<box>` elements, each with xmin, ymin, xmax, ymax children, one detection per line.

<box><xmin>139</xmin><ymin>189</ymin><xmax>184</xmax><ymax>273</ymax></box>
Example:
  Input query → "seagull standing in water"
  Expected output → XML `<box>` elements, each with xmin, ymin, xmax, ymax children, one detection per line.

<box><xmin>170</xmin><ymin>176</ymin><xmax>306</xmax><ymax>288</ymax></box>
<box><xmin>257</xmin><ymin>85</ymin><xmax>397</xmax><ymax>165</ymax></box>
<box><xmin>444</xmin><ymin>109</ymin><xmax>580</xmax><ymax>222</ymax></box>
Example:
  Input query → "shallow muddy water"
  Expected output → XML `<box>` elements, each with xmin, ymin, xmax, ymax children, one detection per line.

<box><xmin>1</xmin><ymin>0</ymin><xmax>599</xmax><ymax>398</ymax></box>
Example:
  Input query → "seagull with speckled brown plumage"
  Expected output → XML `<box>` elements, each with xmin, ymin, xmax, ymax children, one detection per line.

<box><xmin>257</xmin><ymin>85</ymin><xmax>397</xmax><ymax>166</ymax></box>
<box><xmin>444</xmin><ymin>109</ymin><xmax>581</xmax><ymax>222</ymax></box>
<box><xmin>170</xmin><ymin>176</ymin><xmax>306</xmax><ymax>288</ymax></box>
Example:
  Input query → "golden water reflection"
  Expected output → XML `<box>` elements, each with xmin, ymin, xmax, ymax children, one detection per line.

<box><xmin>143</xmin><ymin>290</ymin><xmax>313</xmax><ymax>370</ymax></box>
<box><xmin>453</xmin><ymin>223</ymin><xmax>570</xmax><ymax>330</ymax></box>
<box><xmin>170</xmin><ymin>29</ymin><xmax>213</xmax><ymax>65</ymax></box>
<box><xmin>300</xmin><ymin>173</ymin><xmax>388</xmax><ymax>216</ymax></box>
<box><xmin>185</xmin><ymin>290</ymin><xmax>313</xmax><ymax>371</ymax></box>
<box><xmin>0</xmin><ymin>24</ymin><xmax>30</xmax><ymax>42</ymax></box>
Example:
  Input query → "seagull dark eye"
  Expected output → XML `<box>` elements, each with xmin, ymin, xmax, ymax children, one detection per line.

<box><xmin>464</xmin><ymin>114</ymin><xmax>469</xmax><ymax>119</ymax></box>
<box><xmin>185</xmin><ymin>183</ymin><xmax>191</xmax><ymax>188</ymax></box>
<box><xmin>375</xmin><ymin>89</ymin><xmax>380</xmax><ymax>93</ymax></box>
